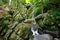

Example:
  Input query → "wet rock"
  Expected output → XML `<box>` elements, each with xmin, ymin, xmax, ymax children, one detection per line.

<box><xmin>33</xmin><ymin>34</ymin><xmax>53</xmax><ymax>40</ymax></box>
<box><xmin>54</xmin><ymin>38</ymin><xmax>60</xmax><ymax>40</ymax></box>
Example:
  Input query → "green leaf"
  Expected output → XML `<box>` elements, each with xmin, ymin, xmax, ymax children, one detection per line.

<box><xmin>52</xmin><ymin>12</ymin><xmax>60</xmax><ymax>19</ymax></box>
<box><xmin>2</xmin><ymin>20</ymin><xmax>9</xmax><ymax>25</ymax></box>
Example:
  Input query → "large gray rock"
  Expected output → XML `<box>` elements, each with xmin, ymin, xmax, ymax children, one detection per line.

<box><xmin>54</xmin><ymin>38</ymin><xmax>60</xmax><ymax>40</ymax></box>
<box><xmin>33</xmin><ymin>34</ymin><xmax>53</xmax><ymax>40</ymax></box>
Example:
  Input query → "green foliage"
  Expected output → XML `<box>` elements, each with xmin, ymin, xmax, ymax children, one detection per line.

<box><xmin>18</xmin><ymin>26</ymin><xmax>32</xmax><ymax>40</ymax></box>
<box><xmin>52</xmin><ymin>12</ymin><xmax>60</xmax><ymax>20</ymax></box>
<box><xmin>2</xmin><ymin>0</ymin><xmax>9</xmax><ymax>4</ymax></box>
<box><xmin>34</xmin><ymin>6</ymin><xmax>41</xmax><ymax>16</ymax></box>
<box><xmin>44</xmin><ymin>15</ymin><xmax>55</xmax><ymax>25</ymax></box>
<box><xmin>37</xmin><ymin>19</ymin><xmax>44</xmax><ymax>27</ymax></box>
<box><xmin>50</xmin><ymin>0</ymin><xmax>60</xmax><ymax>4</ymax></box>
<box><xmin>2</xmin><ymin>20</ymin><xmax>9</xmax><ymax>26</ymax></box>
<box><xmin>3</xmin><ymin>12</ymin><xmax>11</xmax><ymax>19</ymax></box>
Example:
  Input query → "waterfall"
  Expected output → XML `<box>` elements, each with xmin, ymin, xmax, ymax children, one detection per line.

<box><xmin>31</xmin><ymin>24</ymin><xmax>40</xmax><ymax>36</ymax></box>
